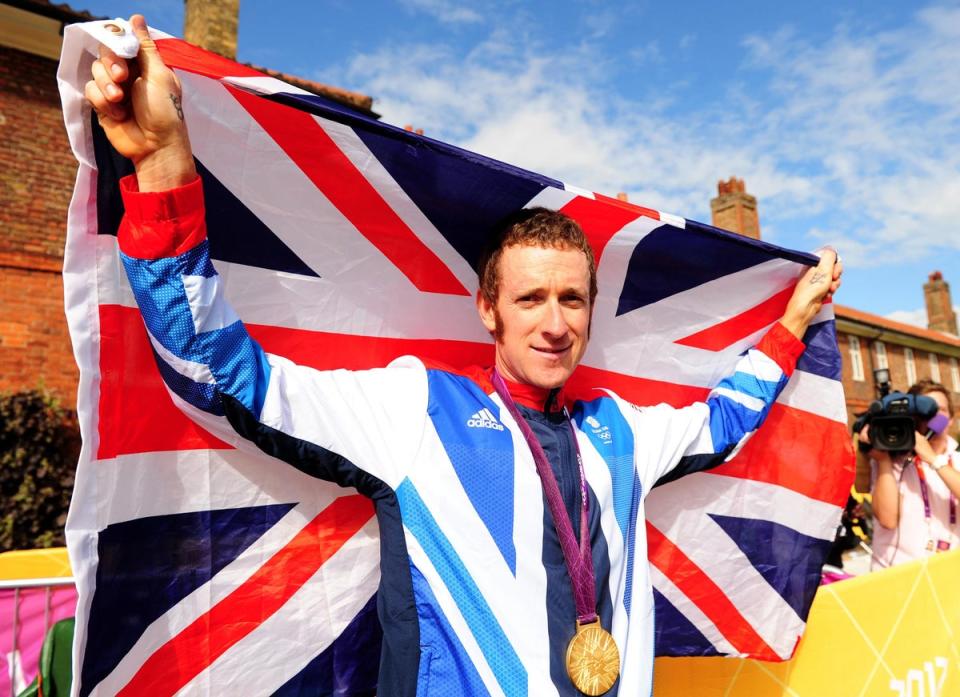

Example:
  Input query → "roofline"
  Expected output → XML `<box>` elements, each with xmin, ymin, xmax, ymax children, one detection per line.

<box><xmin>834</xmin><ymin>303</ymin><xmax>960</xmax><ymax>355</ymax></box>
<box><xmin>3</xmin><ymin>0</ymin><xmax>102</xmax><ymax>25</ymax></box>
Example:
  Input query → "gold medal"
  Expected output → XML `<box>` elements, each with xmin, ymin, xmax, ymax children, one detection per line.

<box><xmin>565</xmin><ymin>621</ymin><xmax>620</xmax><ymax>695</ymax></box>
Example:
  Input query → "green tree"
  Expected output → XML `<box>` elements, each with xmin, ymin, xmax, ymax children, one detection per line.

<box><xmin>0</xmin><ymin>391</ymin><xmax>79</xmax><ymax>550</ymax></box>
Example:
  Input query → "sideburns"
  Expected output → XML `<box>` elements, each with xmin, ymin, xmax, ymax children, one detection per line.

<box><xmin>493</xmin><ymin>306</ymin><xmax>505</xmax><ymax>342</ymax></box>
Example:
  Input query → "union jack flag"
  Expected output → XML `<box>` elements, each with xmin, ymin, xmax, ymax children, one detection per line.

<box><xmin>58</xmin><ymin>20</ymin><xmax>853</xmax><ymax>696</ymax></box>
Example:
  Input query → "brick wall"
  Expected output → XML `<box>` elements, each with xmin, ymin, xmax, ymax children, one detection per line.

<box><xmin>0</xmin><ymin>44</ymin><xmax>79</xmax><ymax>407</ymax></box>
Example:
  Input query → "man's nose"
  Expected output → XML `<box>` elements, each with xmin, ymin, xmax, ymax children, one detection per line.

<box><xmin>541</xmin><ymin>299</ymin><xmax>568</xmax><ymax>337</ymax></box>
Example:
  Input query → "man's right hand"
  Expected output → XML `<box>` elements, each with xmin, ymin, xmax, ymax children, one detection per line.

<box><xmin>84</xmin><ymin>14</ymin><xmax>196</xmax><ymax>191</ymax></box>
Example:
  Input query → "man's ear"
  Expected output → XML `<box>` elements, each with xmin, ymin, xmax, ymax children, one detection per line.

<box><xmin>476</xmin><ymin>290</ymin><xmax>497</xmax><ymax>334</ymax></box>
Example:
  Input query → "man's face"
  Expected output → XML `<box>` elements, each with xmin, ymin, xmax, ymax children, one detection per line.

<box><xmin>477</xmin><ymin>244</ymin><xmax>591</xmax><ymax>390</ymax></box>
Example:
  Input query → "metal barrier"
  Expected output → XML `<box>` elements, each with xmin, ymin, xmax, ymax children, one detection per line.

<box><xmin>0</xmin><ymin>578</ymin><xmax>76</xmax><ymax>697</ymax></box>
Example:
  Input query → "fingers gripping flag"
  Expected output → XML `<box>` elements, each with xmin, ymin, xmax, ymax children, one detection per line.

<box><xmin>58</xmin><ymin>20</ymin><xmax>853</xmax><ymax>696</ymax></box>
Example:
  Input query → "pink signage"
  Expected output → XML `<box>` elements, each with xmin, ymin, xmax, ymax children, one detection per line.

<box><xmin>1</xmin><ymin>584</ymin><xmax>77</xmax><ymax>696</ymax></box>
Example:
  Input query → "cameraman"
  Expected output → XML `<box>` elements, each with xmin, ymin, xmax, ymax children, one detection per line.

<box><xmin>870</xmin><ymin>380</ymin><xmax>959</xmax><ymax>569</ymax></box>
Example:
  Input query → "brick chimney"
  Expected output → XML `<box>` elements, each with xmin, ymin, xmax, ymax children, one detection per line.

<box><xmin>924</xmin><ymin>271</ymin><xmax>958</xmax><ymax>335</ymax></box>
<box><xmin>184</xmin><ymin>0</ymin><xmax>239</xmax><ymax>60</ymax></box>
<box><xmin>710</xmin><ymin>177</ymin><xmax>760</xmax><ymax>240</ymax></box>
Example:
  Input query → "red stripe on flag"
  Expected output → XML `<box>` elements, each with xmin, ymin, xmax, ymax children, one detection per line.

<box><xmin>98</xmin><ymin>305</ymin><xmax>230</xmax><ymax>460</ymax></box>
<box><xmin>99</xmin><ymin>306</ymin><xmax>718</xmax><ymax>455</ymax></box>
<box><xmin>709</xmin><ymin>403</ymin><xmax>854</xmax><ymax>506</ymax></box>
<box><xmin>99</xmin><ymin>308</ymin><xmax>851</xmax><ymax>506</ymax></box>
<box><xmin>564</xmin><ymin>363</ymin><xmax>709</xmax><ymax>410</ymax></box>
<box><xmin>116</xmin><ymin>495</ymin><xmax>374</xmax><ymax>697</ymax></box>
<box><xmin>97</xmin><ymin>305</ymin><xmax>495</xmax><ymax>458</ymax></box>
<box><xmin>558</xmin><ymin>195</ymin><xmax>647</xmax><ymax>267</ymax></box>
<box><xmin>225</xmin><ymin>86</ymin><xmax>470</xmax><ymax>297</ymax></box>
<box><xmin>674</xmin><ymin>286</ymin><xmax>794</xmax><ymax>351</ymax></box>
<box><xmin>156</xmin><ymin>38</ymin><xmax>264</xmax><ymax>80</ymax></box>
<box><xmin>646</xmin><ymin>522</ymin><xmax>779</xmax><ymax>659</ymax></box>
<box><xmin>592</xmin><ymin>193</ymin><xmax>661</xmax><ymax>221</ymax></box>
<box><xmin>247</xmin><ymin>323</ymin><xmax>494</xmax><ymax>371</ymax></box>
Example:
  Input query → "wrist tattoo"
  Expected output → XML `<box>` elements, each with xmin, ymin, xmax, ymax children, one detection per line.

<box><xmin>170</xmin><ymin>93</ymin><xmax>184</xmax><ymax>120</ymax></box>
<box><xmin>809</xmin><ymin>270</ymin><xmax>827</xmax><ymax>285</ymax></box>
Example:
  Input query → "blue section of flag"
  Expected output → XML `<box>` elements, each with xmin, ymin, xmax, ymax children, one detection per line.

<box><xmin>266</xmin><ymin>87</ymin><xmax>562</xmax><ymax>273</ymax></box>
<box><xmin>573</xmin><ymin>397</ymin><xmax>640</xmax><ymax>614</ymax></box>
<box><xmin>797</xmin><ymin>319</ymin><xmax>843</xmax><ymax>381</ymax></box>
<box><xmin>709</xmin><ymin>513</ymin><xmax>833</xmax><ymax>619</ymax></box>
<box><xmin>353</xmin><ymin>126</ymin><xmax>558</xmax><ymax>272</ymax></box>
<box><xmin>396</xmin><ymin>478</ymin><xmax>526</xmax><ymax>696</ymax></box>
<box><xmin>78</xmin><ymin>503</ymin><xmax>295</xmax><ymax>697</ymax></box>
<box><xmin>271</xmin><ymin>593</ymin><xmax>382</xmax><ymax>696</ymax></box>
<box><xmin>426</xmin><ymin>370</ymin><xmax>516</xmax><ymax>575</ymax></box>
<box><xmin>195</xmin><ymin>159</ymin><xmax>320</xmax><ymax>278</ymax></box>
<box><xmin>652</xmin><ymin>588</ymin><xmax>721</xmax><ymax>657</ymax></box>
<box><xmin>617</xmin><ymin>222</ymin><xmax>811</xmax><ymax>316</ymax></box>
<box><xmin>90</xmin><ymin>119</ymin><xmax>319</xmax><ymax>279</ymax></box>
<box><xmin>407</xmin><ymin>566</ymin><xmax>492</xmax><ymax>697</ymax></box>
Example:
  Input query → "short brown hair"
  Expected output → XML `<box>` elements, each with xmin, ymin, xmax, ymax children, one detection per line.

<box><xmin>908</xmin><ymin>378</ymin><xmax>955</xmax><ymax>416</ymax></box>
<box><xmin>477</xmin><ymin>207</ymin><xmax>597</xmax><ymax>305</ymax></box>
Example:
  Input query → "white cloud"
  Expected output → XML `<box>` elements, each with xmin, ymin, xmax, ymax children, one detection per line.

<box><xmin>885</xmin><ymin>305</ymin><xmax>960</xmax><ymax>330</ymax></box>
<box><xmin>399</xmin><ymin>0</ymin><xmax>483</xmax><ymax>24</ymax></box>
<box><xmin>886</xmin><ymin>308</ymin><xmax>928</xmax><ymax>328</ymax></box>
<box><xmin>738</xmin><ymin>7</ymin><xmax>960</xmax><ymax>265</ymax></box>
<box><xmin>324</xmin><ymin>2</ymin><xmax>960</xmax><ymax>269</ymax></box>
<box><xmin>629</xmin><ymin>41</ymin><xmax>662</xmax><ymax>65</ymax></box>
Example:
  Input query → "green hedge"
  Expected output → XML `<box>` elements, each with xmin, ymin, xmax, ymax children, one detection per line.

<box><xmin>0</xmin><ymin>391</ymin><xmax>79</xmax><ymax>551</ymax></box>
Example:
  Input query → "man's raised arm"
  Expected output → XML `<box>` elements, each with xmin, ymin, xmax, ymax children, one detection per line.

<box><xmin>83</xmin><ymin>16</ymin><xmax>425</xmax><ymax>493</ymax></box>
<box><xmin>635</xmin><ymin>249</ymin><xmax>842</xmax><ymax>491</ymax></box>
<box><xmin>84</xmin><ymin>14</ymin><xmax>196</xmax><ymax>191</ymax></box>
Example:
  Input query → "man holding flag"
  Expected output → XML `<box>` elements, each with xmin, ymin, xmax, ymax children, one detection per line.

<box><xmin>83</xmin><ymin>15</ymin><xmax>841</xmax><ymax>697</ymax></box>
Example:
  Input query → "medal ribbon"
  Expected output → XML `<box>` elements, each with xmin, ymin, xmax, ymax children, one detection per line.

<box><xmin>492</xmin><ymin>370</ymin><xmax>598</xmax><ymax>625</ymax></box>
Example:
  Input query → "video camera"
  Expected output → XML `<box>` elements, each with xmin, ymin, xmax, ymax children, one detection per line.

<box><xmin>853</xmin><ymin>371</ymin><xmax>941</xmax><ymax>452</ymax></box>
<box><xmin>854</xmin><ymin>392</ymin><xmax>939</xmax><ymax>451</ymax></box>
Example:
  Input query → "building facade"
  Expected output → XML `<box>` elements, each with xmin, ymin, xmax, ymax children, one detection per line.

<box><xmin>0</xmin><ymin>0</ymin><xmax>374</xmax><ymax>409</ymax></box>
<box><xmin>835</xmin><ymin>303</ymin><xmax>960</xmax><ymax>424</ymax></box>
<box><xmin>0</xmin><ymin>0</ymin><xmax>93</xmax><ymax>403</ymax></box>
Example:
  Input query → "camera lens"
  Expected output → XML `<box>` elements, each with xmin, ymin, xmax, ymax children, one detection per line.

<box><xmin>881</xmin><ymin>424</ymin><xmax>905</xmax><ymax>447</ymax></box>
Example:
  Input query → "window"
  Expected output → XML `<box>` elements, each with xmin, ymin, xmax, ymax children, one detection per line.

<box><xmin>874</xmin><ymin>341</ymin><xmax>888</xmax><ymax>370</ymax></box>
<box><xmin>930</xmin><ymin>353</ymin><xmax>941</xmax><ymax>382</ymax></box>
<box><xmin>905</xmin><ymin>347</ymin><xmax>916</xmax><ymax>386</ymax></box>
<box><xmin>849</xmin><ymin>336</ymin><xmax>864</xmax><ymax>381</ymax></box>
<box><xmin>952</xmin><ymin>358</ymin><xmax>960</xmax><ymax>392</ymax></box>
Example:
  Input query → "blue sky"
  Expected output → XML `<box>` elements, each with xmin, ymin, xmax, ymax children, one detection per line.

<box><xmin>80</xmin><ymin>1</ymin><xmax>960</xmax><ymax>327</ymax></box>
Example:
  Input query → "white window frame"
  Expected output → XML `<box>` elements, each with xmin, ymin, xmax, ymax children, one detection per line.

<box><xmin>952</xmin><ymin>357</ymin><xmax>960</xmax><ymax>392</ymax></box>
<box><xmin>849</xmin><ymin>336</ymin><xmax>864</xmax><ymax>381</ymax></box>
<box><xmin>874</xmin><ymin>341</ymin><xmax>888</xmax><ymax>370</ymax></box>
<box><xmin>930</xmin><ymin>353</ymin><xmax>941</xmax><ymax>382</ymax></box>
<box><xmin>905</xmin><ymin>347</ymin><xmax>917</xmax><ymax>386</ymax></box>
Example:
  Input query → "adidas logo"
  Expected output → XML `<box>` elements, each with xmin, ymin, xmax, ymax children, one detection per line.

<box><xmin>466</xmin><ymin>408</ymin><xmax>504</xmax><ymax>431</ymax></box>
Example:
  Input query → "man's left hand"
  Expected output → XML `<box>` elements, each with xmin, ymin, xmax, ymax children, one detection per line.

<box><xmin>781</xmin><ymin>248</ymin><xmax>842</xmax><ymax>339</ymax></box>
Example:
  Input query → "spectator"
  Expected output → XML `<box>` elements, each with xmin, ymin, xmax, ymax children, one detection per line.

<box><xmin>871</xmin><ymin>380</ymin><xmax>959</xmax><ymax>569</ymax></box>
